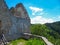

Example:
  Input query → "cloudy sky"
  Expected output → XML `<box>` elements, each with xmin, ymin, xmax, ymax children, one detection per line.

<box><xmin>5</xmin><ymin>0</ymin><xmax>60</xmax><ymax>24</ymax></box>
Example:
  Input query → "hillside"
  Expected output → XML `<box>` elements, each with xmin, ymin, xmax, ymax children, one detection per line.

<box><xmin>45</xmin><ymin>21</ymin><xmax>60</xmax><ymax>35</ymax></box>
<box><xmin>30</xmin><ymin>21</ymin><xmax>60</xmax><ymax>45</ymax></box>
<box><xmin>8</xmin><ymin>38</ymin><xmax>46</xmax><ymax>45</ymax></box>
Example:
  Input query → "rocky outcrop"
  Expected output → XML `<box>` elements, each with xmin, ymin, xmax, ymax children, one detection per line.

<box><xmin>0</xmin><ymin>0</ymin><xmax>30</xmax><ymax>41</ymax></box>
<box><xmin>10</xmin><ymin>3</ymin><xmax>30</xmax><ymax>20</ymax></box>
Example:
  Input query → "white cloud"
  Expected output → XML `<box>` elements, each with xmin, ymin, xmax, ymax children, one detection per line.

<box><xmin>39</xmin><ymin>12</ymin><xmax>44</xmax><ymax>15</ymax></box>
<box><xmin>58</xmin><ymin>16</ymin><xmax>60</xmax><ymax>18</ymax></box>
<box><xmin>31</xmin><ymin>16</ymin><xmax>54</xmax><ymax>24</ymax></box>
<box><xmin>29</xmin><ymin>6</ymin><xmax>56</xmax><ymax>24</ymax></box>
<box><xmin>29</xmin><ymin>6</ymin><xmax>43</xmax><ymax>15</ymax></box>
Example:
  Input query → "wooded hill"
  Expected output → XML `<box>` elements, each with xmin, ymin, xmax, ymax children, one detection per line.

<box><xmin>30</xmin><ymin>21</ymin><xmax>60</xmax><ymax>45</ymax></box>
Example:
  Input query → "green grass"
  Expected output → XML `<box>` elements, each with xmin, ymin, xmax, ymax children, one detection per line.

<box><xmin>26</xmin><ymin>38</ymin><xmax>46</xmax><ymax>45</ymax></box>
<box><xmin>9</xmin><ymin>39</ymin><xmax>26</xmax><ymax>45</ymax></box>
<box><xmin>8</xmin><ymin>38</ymin><xmax>46</xmax><ymax>45</ymax></box>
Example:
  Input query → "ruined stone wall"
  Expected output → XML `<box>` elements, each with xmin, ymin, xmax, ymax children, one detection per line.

<box><xmin>10</xmin><ymin>3</ymin><xmax>30</xmax><ymax>34</ymax></box>
<box><xmin>10</xmin><ymin>3</ymin><xmax>30</xmax><ymax>20</ymax></box>
<box><xmin>0</xmin><ymin>0</ymin><xmax>30</xmax><ymax>41</ymax></box>
<box><xmin>0</xmin><ymin>0</ymin><xmax>12</xmax><ymax>34</ymax></box>
<box><xmin>0</xmin><ymin>0</ymin><xmax>16</xmax><ymax>41</ymax></box>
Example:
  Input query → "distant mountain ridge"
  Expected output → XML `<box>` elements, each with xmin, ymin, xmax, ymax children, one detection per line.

<box><xmin>45</xmin><ymin>21</ymin><xmax>60</xmax><ymax>34</ymax></box>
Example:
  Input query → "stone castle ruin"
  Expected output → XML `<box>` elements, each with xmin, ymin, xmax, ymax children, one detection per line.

<box><xmin>0</xmin><ymin>0</ymin><xmax>30</xmax><ymax>41</ymax></box>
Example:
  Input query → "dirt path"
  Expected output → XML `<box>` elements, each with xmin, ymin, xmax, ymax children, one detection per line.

<box><xmin>24</xmin><ymin>33</ymin><xmax>54</xmax><ymax>45</ymax></box>
<box><xmin>41</xmin><ymin>36</ymin><xmax>54</xmax><ymax>45</ymax></box>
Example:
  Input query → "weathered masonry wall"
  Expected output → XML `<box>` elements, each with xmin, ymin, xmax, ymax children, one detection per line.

<box><xmin>0</xmin><ymin>0</ymin><xmax>30</xmax><ymax>41</ymax></box>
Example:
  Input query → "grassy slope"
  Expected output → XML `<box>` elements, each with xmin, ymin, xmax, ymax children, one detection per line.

<box><xmin>8</xmin><ymin>38</ymin><xmax>46</xmax><ymax>45</ymax></box>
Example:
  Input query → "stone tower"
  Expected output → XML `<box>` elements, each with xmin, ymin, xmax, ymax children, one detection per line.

<box><xmin>0</xmin><ymin>0</ymin><xmax>30</xmax><ymax>41</ymax></box>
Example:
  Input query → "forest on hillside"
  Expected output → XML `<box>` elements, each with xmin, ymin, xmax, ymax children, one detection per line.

<box><xmin>30</xmin><ymin>21</ymin><xmax>60</xmax><ymax>45</ymax></box>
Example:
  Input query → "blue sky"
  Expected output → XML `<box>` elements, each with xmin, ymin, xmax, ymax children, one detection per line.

<box><xmin>5</xmin><ymin>0</ymin><xmax>60</xmax><ymax>24</ymax></box>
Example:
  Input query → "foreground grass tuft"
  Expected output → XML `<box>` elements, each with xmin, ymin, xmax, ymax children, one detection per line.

<box><xmin>26</xmin><ymin>38</ymin><xmax>46</xmax><ymax>45</ymax></box>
